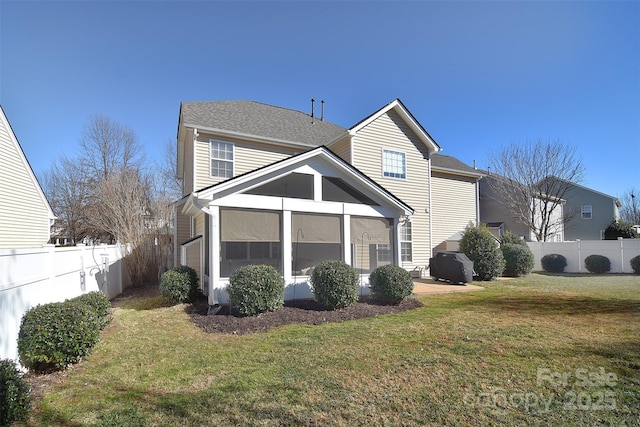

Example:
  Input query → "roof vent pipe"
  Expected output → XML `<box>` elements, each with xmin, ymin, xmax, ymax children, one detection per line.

<box><xmin>311</xmin><ymin>98</ymin><xmax>315</xmax><ymax>123</ymax></box>
<box><xmin>321</xmin><ymin>100</ymin><xmax>325</xmax><ymax>121</ymax></box>
<box><xmin>473</xmin><ymin>159</ymin><xmax>477</xmax><ymax>170</ymax></box>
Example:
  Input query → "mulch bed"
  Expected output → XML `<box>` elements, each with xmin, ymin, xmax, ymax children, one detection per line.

<box><xmin>188</xmin><ymin>296</ymin><xmax>424</xmax><ymax>335</ymax></box>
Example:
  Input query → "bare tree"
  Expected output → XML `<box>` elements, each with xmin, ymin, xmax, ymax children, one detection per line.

<box><xmin>488</xmin><ymin>139</ymin><xmax>585</xmax><ymax>241</ymax></box>
<box><xmin>89</xmin><ymin>168</ymin><xmax>152</xmax><ymax>286</ymax></box>
<box><xmin>619</xmin><ymin>187</ymin><xmax>640</xmax><ymax>225</ymax></box>
<box><xmin>42</xmin><ymin>156</ymin><xmax>92</xmax><ymax>244</ymax></box>
<box><xmin>79</xmin><ymin>115</ymin><xmax>143</xmax><ymax>181</ymax></box>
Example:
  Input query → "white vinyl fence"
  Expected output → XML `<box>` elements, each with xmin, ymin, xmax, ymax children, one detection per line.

<box><xmin>0</xmin><ymin>244</ymin><xmax>129</xmax><ymax>362</ymax></box>
<box><xmin>527</xmin><ymin>239</ymin><xmax>640</xmax><ymax>273</ymax></box>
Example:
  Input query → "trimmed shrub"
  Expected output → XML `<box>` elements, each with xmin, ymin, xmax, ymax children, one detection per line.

<box><xmin>541</xmin><ymin>254</ymin><xmax>567</xmax><ymax>273</ymax></box>
<box><xmin>501</xmin><ymin>243</ymin><xmax>534</xmax><ymax>277</ymax></box>
<box><xmin>18</xmin><ymin>301</ymin><xmax>101</xmax><ymax>373</ymax></box>
<box><xmin>459</xmin><ymin>224</ymin><xmax>505</xmax><ymax>281</ymax></box>
<box><xmin>160</xmin><ymin>266</ymin><xmax>201</xmax><ymax>304</ymax></box>
<box><xmin>72</xmin><ymin>291</ymin><xmax>111</xmax><ymax>329</ymax></box>
<box><xmin>0</xmin><ymin>359</ymin><xmax>31</xmax><ymax>427</ymax></box>
<box><xmin>228</xmin><ymin>265</ymin><xmax>284</xmax><ymax>316</ymax></box>
<box><xmin>369</xmin><ymin>264</ymin><xmax>414</xmax><ymax>304</ymax></box>
<box><xmin>585</xmin><ymin>254</ymin><xmax>611</xmax><ymax>274</ymax></box>
<box><xmin>311</xmin><ymin>260</ymin><xmax>359</xmax><ymax>310</ymax></box>
<box><xmin>500</xmin><ymin>230</ymin><xmax>527</xmax><ymax>246</ymax></box>
<box><xmin>630</xmin><ymin>255</ymin><xmax>640</xmax><ymax>274</ymax></box>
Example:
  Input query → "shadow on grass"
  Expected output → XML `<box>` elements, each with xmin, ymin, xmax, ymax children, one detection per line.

<box><xmin>441</xmin><ymin>292</ymin><xmax>640</xmax><ymax>316</ymax></box>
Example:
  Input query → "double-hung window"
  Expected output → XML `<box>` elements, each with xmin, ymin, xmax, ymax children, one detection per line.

<box><xmin>382</xmin><ymin>150</ymin><xmax>406</xmax><ymax>179</ymax></box>
<box><xmin>210</xmin><ymin>140</ymin><xmax>234</xmax><ymax>178</ymax></box>
<box><xmin>400</xmin><ymin>221</ymin><xmax>412</xmax><ymax>262</ymax></box>
<box><xmin>581</xmin><ymin>205</ymin><xmax>592</xmax><ymax>220</ymax></box>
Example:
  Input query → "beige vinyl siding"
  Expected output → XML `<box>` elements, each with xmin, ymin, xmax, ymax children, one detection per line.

<box><xmin>431</xmin><ymin>172</ymin><xmax>477</xmax><ymax>254</ymax></box>
<box><xmin>185</xmin><ymin>239</ymin><xmax>203</xmax><ymax>284</ymax></box>
<box><xmin>0</xmin><ymin>114</ymin><xmax>51</xmax><ymax>249</ymax></box>
<box><xmin>329</xmin><ymin>135</ymin><xmax>351</xmax><ymax>163</ymax></box>
<box><xmin>183</xmin><ymin>137</ymin><xmax>195</xmax><ymax>196</ymax></box>
<box><xmin>195</xmin><ymin>212</ymin><xmax>205</xmax><ymax>237</ymax></box>
<box><xmin>351</xmin><ymin>110</ymin><xmax>431</xmax><ymax>270</ymax></box>
<box><xmin>175</xmin><ymin>207</ymin><xmax>191</xmax><ymax>246</ymax></box>
<box><xmin>193</xmin><ymin>133</ymin><xmax>299</xmax><ymax>191</ymax></box>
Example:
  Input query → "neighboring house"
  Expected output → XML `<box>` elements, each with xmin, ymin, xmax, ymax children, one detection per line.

<box><xmin>479</xmin><ymin>174</ymin><xmax>565</xmax><ymax>242</ymax></box>
<box><xmin>0</xmin><ymin>105</ymin><xmax>55</xmax><ymax>249</ymax></box>
<box><xmin>175</xmin><ymin>99</ymin><xmax>479</xmax><ymax>305</ymax></box>
<box><xmin>559</xmin><ymin>181</ymin><xmax>621</xmax><ymax>241</ymax></box>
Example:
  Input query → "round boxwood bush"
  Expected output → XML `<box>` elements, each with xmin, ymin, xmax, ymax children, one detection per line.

<box><xmin>459</xmin><ymin>225</ymin><xmax>505</xmax><ymax>281</ymax></box>
<box><xmin>585</xmin><ymin>254</ymin><xmax>611</xmax><ymax>274</ymax></box>
<box><xmin>18</xmin><ymin>301</ymin><xmax>101</xmax><ymax>373</ymax></box>
<box><xmin>501</xmin><ymin>243</ymin><xmax>534</xmax><ymax>277</ymax></box>
<box><xmin>72</xmin><ymin>291</ymin><xmax>111</xmax><ymax>329</ymax></box>
<box><xmin>500</xmin><ymin>230</ymin><xmax>527</xmax><ymax>246</ymax></box>
<box><xmin>541</xmin><ymin>254</ymin><xmax>567</xmax><ymax>273</ymax></box>
<box><xmin>160</xmin><ymin>265</ymin><xmax>200</xmax><ymax>304</ymax></box>
<box><xmin>369</xmin><ymin>264</ymin><xmax>413</xmax><ymax>304</ymax></box>
<box><xmin>228</xmin><ymin>265</ymin><xmax>284</xmax><ymax>316</ymax></box>
<box><xmin>631</xmin><ymin>255</ymin><xmax>640</xmax><ymax>274</ymax></box>
<box><xmin>0</xmin><ymin>359</ymin><xmax>31</xmax><ymax>427</ymax></box>
<box><xmin>311</xmin><ymin>260</ymin><xmax>359</xmax><ymax>310</ymax></box>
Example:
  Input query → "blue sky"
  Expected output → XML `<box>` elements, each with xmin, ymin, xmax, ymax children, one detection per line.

<box><xmin>1</xmin><ymin>1</ymin><xmax>638</xmax><ymax>200</ymax></box>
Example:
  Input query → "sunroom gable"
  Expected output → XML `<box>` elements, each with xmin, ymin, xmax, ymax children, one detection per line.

<box><xmin>184</xmin><ymin>146</ymin><xmax>412</xmax><ymax>216</ymax></box>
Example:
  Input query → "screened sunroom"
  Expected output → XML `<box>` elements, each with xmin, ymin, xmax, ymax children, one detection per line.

<box><xmin>180</xmin><ymin>147</ymin><xmax>413</xmax><ymax>305</ymax></box>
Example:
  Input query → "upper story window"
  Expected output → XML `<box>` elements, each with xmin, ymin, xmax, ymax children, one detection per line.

<box><xmin>210</xmin><ymin>140</ymin><xmax>234</xmax><ymax>178</ymax></box>
<box><xmin>581</xmin><ymin>205</ymin><xmax>592</xmax><ymax>220</ymax></box>
<box><xmin>382</xmin><ymin>150</ymin><xmax>406</xmax><ymax>179</ymax></box>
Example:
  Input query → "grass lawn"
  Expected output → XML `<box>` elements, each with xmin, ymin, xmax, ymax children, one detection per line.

<box><xmin>24</xmin><ymin>273</ymin><xmax>639</xmax><ymax>426</ymax></box>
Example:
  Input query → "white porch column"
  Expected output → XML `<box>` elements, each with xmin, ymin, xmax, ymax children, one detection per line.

<box><xmin>282</xmin><ymin>210</ymin><xmax>292</xmax><ymax>284</ymax></box>
<box><xmin>208</xmin><ymin>206</ymin><xmax>220</xmax><ymax>306</ymax></box>
<box><xmin>343</xmin><ymin>214</ymin><xmax>351</xmax><ymax>265</ymax></box>
<box><xmin>394</xmin><ymin>218</ymin><xmax>401</xmax><ymax>266</ymax></box>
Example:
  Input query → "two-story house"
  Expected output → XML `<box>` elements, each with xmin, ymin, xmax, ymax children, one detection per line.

<box><xmin>174</xmin><ymin>99</ymin><xmax>479</xmax><ymax>306</ymax></box>
<box><xmin>479</xmin><ymin>173</ymin><xmax>565</xmax><ymax>242</ymax></box>
<box><xmin>559</xmin><ymin>180</ymin><xmax>621</xmax><ymax>240</ymax></box>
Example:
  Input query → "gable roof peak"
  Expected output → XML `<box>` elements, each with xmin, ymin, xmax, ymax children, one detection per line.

<box><xmin>348</xmin><ymin>98</ymin><xmax>441</xmax><ymax>155</ymax></box>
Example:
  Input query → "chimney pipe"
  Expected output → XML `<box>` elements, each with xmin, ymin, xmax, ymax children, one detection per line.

<box><xmin>321</xmin><ymin>100</ymin><xmax>325</xmax><ymax>121</ymax></box>
<box><xmin>473</xmin><ymin>159</ymin><xmax>477</xmax><ymax>170</ymax></box>
<box><xmin>311</xmin><ymin>98</ymin><xmax>315</xmax><ymax>123</ymax></box>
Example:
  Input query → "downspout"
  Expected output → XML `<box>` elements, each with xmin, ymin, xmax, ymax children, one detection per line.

<box><xmin>427</xmin><ymin>156</ymin><xmax>433</xmax><ymax>260</ymax></box>
<box><xmin>476</xmin><ymin>178</ymin><xmax>480</xmax><ymax>226</ymax></box>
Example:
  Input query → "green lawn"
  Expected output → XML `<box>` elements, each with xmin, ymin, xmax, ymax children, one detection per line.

<box><xmin>26</xmin><ymin>274</ymin><xmax>639</xmax><ymax>426</ymax></box>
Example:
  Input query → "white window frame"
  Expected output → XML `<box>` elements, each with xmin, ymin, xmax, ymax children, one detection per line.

<box><xmin>382</xmin><ymin>149</ymin><xmax>406</xmax><ymax>180</ymax></box>
<box><xmin>400</xmin><ymin>221</ymin><xmax>412</xmax><ymax>262</ymax></box>
<box><xmin>210</xmin><ymin>139</ymin><xmax>234</xmax><ymax>178</ymax></box>
<box><xmin>581</xmin><ymin>205</ymin><xmax>592</xmax><ymax>220</ymax></box>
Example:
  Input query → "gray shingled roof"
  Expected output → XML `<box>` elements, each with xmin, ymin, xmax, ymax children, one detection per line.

<box><xmin>431</xmin><ymin>154</ymin><xmax>481</xmax><ymax>175</ymax></box>
<box><xmin>181</xmin><ymin>101</ymin><xmax>347</xmax><ymax>146</ymax></box>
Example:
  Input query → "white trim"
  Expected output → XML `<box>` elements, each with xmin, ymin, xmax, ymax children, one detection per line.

<box><xmin>209</xmin><ymin>139</ymin><xmax>234</xmax><ymax>179</ymax></box>
<box><xmin>428</xmin><ymin>157</ymin><xmax>434</xmax><ymax>257</ymax></box>
<box><xmin>381</xmin><ymin>148</ymin><xmax>407</xmax><ymax>180</ymax></box>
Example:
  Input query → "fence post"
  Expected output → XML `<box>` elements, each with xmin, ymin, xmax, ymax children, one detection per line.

<box><xmin>619</xmin><ymin>237</ymin><xmax>624</xmax><ymax>273</ymax></box>
<box><xmin>576</xmin><ymin>240</ymin><xmax>581</xmax><ymax>273</ymax></box>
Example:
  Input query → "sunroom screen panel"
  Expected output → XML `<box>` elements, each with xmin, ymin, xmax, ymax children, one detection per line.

<box><xmin>221</xmin><ymin>209</ymin><xmax>281</xmax><ymax>242</ymax></box>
